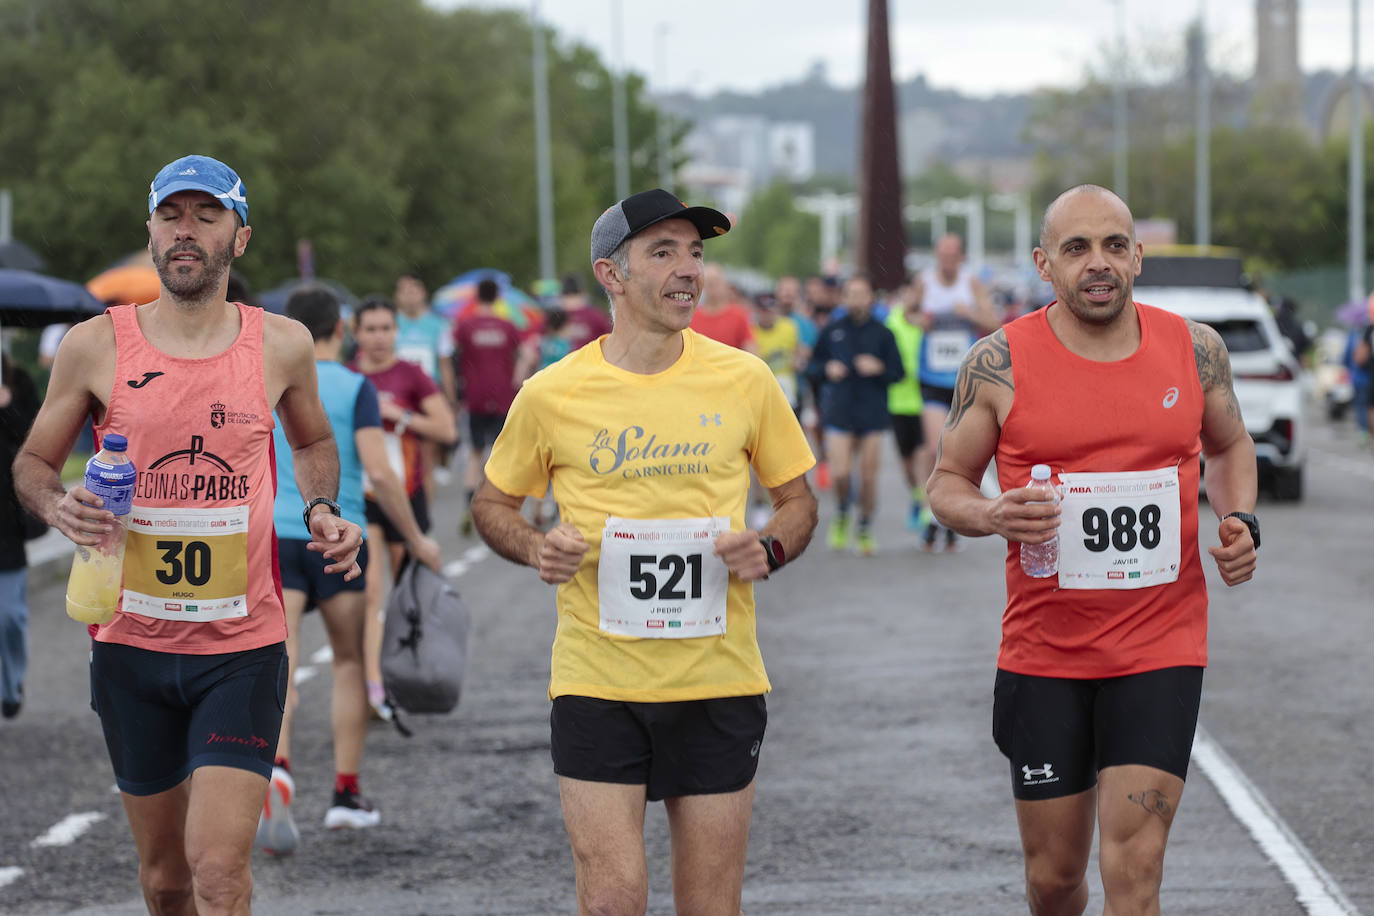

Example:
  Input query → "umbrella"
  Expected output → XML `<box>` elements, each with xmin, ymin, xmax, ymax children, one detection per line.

<box><xmin>0</xmin><ymin>268</ymin><xmax>105</xmax><ymax>327</ymax></box>
<box><xmin>87</xmin><ymin>264</ymin><xmax>161</xmax><ymax>306</ymax></box>
<box><xmin>433</xmin><ymin>270</ymin><xmax>542</xmax><ymax>333</ymax></box>
<box><xmin>0</xmin><ymin>240</ymin><xmax>46</xmax><ymax>272</ymax></box>
<box><xmin>1335</xmin><ymin>297</ymin><xmax>1373</xmax><ymax>328</ymax></box>
<box><xmin>259</xmin><ymin>277</ymin><xmax>358</xmax><ymax>315</ymax></box>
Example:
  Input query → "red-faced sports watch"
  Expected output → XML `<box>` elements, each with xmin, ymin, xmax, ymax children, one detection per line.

<box><xmin>759</xmin><ymin>535</ymin><xmax>786</xmax><ymax>573</ymax></box>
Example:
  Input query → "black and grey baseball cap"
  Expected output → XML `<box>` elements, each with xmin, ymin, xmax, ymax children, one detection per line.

<box><xmin>590</xmin><ymin>189</ymin><xmax>730</xmax><ymax>265</ymax></box>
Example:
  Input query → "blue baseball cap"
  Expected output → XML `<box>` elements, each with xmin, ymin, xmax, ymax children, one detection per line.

<box><xmin>148</xmin><ymin>155</ymin><xmax>248</xmax><ymax>225</ymax></box>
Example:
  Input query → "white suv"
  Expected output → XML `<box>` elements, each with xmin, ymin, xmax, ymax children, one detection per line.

<box><xmin>1134</xmin><ymin>278</ymin><xmax>1305</xmax><ymax>501</ymax></box>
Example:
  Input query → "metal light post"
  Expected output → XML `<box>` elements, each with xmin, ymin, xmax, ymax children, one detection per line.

<box><xmin>655</xmin><ymin>24</ymin><xmax>672</xmax><ymax>191</ymax></box>
<box><xmin>1113</xmin><ymin>0</ymin><xmax>1129</xmax><ymax>198</ymax></box>
<box><xmin>531</xmin><ymin>1</ymin><xmax>556</xmax><ymax>286</ymax></box>
<box><xmin>1350</xmin><ymin>0</ymin><xmax>1366</xmax><ymax>304</ymax></box>
<box><xmin>1195</xmin><ymin>2</ymin><xmax>1211</xmax><ymax>247</ymax></box>
<box><xmin>611</xmin><ymin>0</ymin><xmax>630</xmax><ymax>200</ymax></box>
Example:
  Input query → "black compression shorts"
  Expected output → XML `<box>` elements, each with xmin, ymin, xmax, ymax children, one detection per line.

<box><xmin>992</xmin><ymin>666</ymin><xmax>1204</xmax><ymax>801</ymax></box>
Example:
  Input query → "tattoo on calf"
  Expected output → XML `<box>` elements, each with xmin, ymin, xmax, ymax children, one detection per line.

<box><xmin>946</xmin><ymin>332</ymin><xmax>1013</xmax><ymax>431</ymax></box>
<box><xmin>1128</xmin><ymin>788</ymin><xmax>1173</xmax><ymax>820</ymax></box>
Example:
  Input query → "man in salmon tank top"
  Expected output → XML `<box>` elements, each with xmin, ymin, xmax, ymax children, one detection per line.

<box><xmin>13</xmin><ymin>154</ymin><xmax>364</xmax><ymax>914</ymax></box>
<box><xmin>926</xmin><ymin>184</ymin><xmax>1260</xmax><ymax>915</ymax></box>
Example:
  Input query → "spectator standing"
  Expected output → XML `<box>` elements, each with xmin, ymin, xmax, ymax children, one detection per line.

<box><xmin>0</xmin><ymin>356</ymin><xmax>39</xmax><ymax>719</ymax></box>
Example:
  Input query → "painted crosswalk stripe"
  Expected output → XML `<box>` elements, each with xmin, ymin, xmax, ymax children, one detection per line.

<box><xmin>31</xmin><ymin>812</ymin><xmax>106</xmax><ymax>848</ymax></box>
<box><xmin>0</xmin><ymin>867</ymin><xmax>23</xmax><ymax>889</ymax></box>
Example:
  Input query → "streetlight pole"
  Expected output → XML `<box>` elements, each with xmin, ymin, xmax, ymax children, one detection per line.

<box><xmin>656</xmin><ymin>24</ymin><xmax>672</xmax><ymax>191</ymax></box>
<box><xmin>531</xmin><ymin>0</ymin><xmax>556</xmax><ymax>286</ymax></box>
<box><xmin>1350</xmin><ymin>0</ymin><xmax>1365</xmax><ymax>304</ymax></box>
<box><xmin>1113</xmin><ymin>0</ymin><xmax>1129</xmax><ymax>198</ymax></box>
<box><xmin>1195</xmin><ymin>2</ymin><xmax>1211</xmax><ymax>247</ymax></box>
<box><xmin>611</xmin><ymin>0</ymin><xmax>630</xmax><ymax>200</ymax></box>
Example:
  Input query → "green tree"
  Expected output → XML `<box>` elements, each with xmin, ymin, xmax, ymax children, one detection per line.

<box><xmin>710</xmin><ymin>182</ymin><xmax>820</xmax><ymax>279</ymax></box>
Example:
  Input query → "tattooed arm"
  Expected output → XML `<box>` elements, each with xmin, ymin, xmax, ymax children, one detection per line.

<box><xmin>926</xmin><ymin>331</ymin><xmax>1060</xmax><ymax>543</ymax></box>
<box><xmin>1189</xmin><ymin>320</ymin><xmax>1258</xmax><ymax>584</ymax></box>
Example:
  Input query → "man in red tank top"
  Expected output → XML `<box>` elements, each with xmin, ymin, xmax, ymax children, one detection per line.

<box><xmin>15</xmin><ymin>155</ymin><xmax>363</xmax><ymax>914</ymax></box>
<box><xmin>927</xmin><ymin>185</ymin><xmax>1260</xmax><ymax>915</ymax></box>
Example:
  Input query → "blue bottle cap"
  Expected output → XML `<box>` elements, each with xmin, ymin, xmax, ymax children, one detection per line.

<box><xmin>104</xmin><ymin>433</ymin><xmax>128</xmax><ymax>452</ymax></box>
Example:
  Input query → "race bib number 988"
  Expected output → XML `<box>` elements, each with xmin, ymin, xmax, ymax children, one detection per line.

<box><xmin>1057</xmin><ymin>467</ymin><xmax>1182</xmax><ymax>590</ymax></box>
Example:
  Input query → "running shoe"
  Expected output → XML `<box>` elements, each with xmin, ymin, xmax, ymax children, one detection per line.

<box><xmin>944</xmin><ymin>528</ymin><xmax>961</xmax><ymax>553</ymax></box>
<box><xmin>815</xmin><ymin>461</ymin><xmax>831</xmax><ymax>491</ymax></box>
<box><xmin>255</xmin><ymin>766</ymin><xmax>299</xmax><ymax>856</ymax></box>
<box><xmin>921</xmin><ymin>522</ymin><xmax>940</xmax><ymax>553</ymax></box>
<box><xmin>324</xmin><ymin>787</ymin><xmax>381</xmax><ymax>830</ymax></box>
<box><xmin>907</xmin><ymin>500</ymin><xmax>923</xmax><ymax>531</ymax></box>
<box><xmin>856</xmin><ymin>529</ymin><xmax>877</xmax><ymax>557</ymax></box>
<box><xmin>460</xmin><ymin>510</ymin><xmax>474</xmax><ymax>537</ymax></box>
<box><xmin>826</xmin><ymin>516</ymin><xmax>850</xmax><ymax>551</ymax></box>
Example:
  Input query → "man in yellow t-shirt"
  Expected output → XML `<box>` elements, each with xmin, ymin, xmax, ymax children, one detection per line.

<box><xmin>472</xmin><ymin>188</ymin><xmax>818</xmax><ymax>915</ymax></box>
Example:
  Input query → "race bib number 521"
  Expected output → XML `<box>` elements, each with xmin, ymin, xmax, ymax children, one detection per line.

<box><xmin>598</xmin><ymin>516</ymin><xmax>730</xmax><ymax>638</ymax></box>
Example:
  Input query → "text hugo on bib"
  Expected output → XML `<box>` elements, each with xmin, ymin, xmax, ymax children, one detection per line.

<box><xmin>1056</xmin><ymin>467</ymin><xmax>1182</xmax><ymax>590</ymax></box>
<box><xmin>598</xmin><ymin>516</ymin><xmax>730</xmax><ymax>638</ymax></box>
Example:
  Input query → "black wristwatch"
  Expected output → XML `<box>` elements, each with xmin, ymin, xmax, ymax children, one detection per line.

<box><xmin>760</xmin><ymin>535</ymin><xmax>786</xmax><ymax>573</ymax></box>
<box><xmin>303</xmin><ymin>496</ymin><xmax>342</xmax><ymax>532</ymax></box>
<box><xmin>1223</xmin><ymin>511</ymin><xmax>1260</xmax><ymax>548</ymax></box>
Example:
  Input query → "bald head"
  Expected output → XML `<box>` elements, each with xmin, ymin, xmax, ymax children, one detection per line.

<box><xmin>1039</xmin><ymin>184</ymin><xmax>1134</xmax><ymax>251</ymax></box>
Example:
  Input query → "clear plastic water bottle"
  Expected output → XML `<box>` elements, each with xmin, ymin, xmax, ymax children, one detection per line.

<box><xmin>66</xmin><ymin>433</ymin><xmax>137</xmax><ymax>625</ymax></box>
<box><xmin>1020</xmin><ymin>464</ymin><xmax>1059</xmax><ymax>579</ymax></box>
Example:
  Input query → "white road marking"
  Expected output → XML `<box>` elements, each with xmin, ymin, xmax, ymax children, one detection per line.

<box><xmin>1193</xmin><ymin>728</ymin><xmax>1363</xmax><ymax>915</ymax></box>
<box><xmin>443</xmin><ymin>544</ymin><xmax>489</xmax><ymax>580</ymax></box>
<box><xmin>310</xmin><ymin>645</ymin><xmax>333</xmax><ymax>664</ymax></box>
<box><xmin>30</xmin><ymin>812</ymin><xmax>106</xmax><ymax>848</ymax></box>
<box><xmin>0</xmin><ymin>867</ymin><xmax>22</xmax><ymax>889</ymax></box>
<box><xmin>293</xmin><ymin>666</ymin><xmax>318</xmax><ymax>686</ymax></box>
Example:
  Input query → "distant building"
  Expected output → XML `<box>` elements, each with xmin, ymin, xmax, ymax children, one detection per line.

<box><xmin>679</xmin><ymin>115</ymin><xmax>816</xmax><ymax>213</ymax></box>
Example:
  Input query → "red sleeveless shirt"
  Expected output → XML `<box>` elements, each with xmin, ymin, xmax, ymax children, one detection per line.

<box><xmin>94</xmin><ymin>303</ymin><xmax>285</xmax><ymax>654</ymax></box>
<box><xmin>996</xmin><ymin>303</ymin><xmax>1207</xmax><ymax>678</ymax></box>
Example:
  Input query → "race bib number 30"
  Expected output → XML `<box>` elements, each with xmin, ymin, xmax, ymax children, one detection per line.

<box><xmin>121</xmin><ymin>505</ymin><xmax>250</xmax><ymax>621</ymax></box>
<box><xmin>598</xmin><ymin>516</ymin><xmax>730</xmax><ymax>638</ymax></box>
<box><xmin>1057</xmin><ymin>467</ymin><xmax>1182</xmax><ymax>590</ymax></box>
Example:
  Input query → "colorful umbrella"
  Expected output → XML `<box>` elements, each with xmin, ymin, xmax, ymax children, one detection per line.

<box><xmin>433</xmin><ymin>270</ymin><xmax>542</xmax><ymax>334</ymax></box>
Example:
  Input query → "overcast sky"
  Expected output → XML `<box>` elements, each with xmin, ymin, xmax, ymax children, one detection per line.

<box><xmin>444</xmin><ymin>1</ymin><xmax>1366</xmax><ymax>97</ymax></box>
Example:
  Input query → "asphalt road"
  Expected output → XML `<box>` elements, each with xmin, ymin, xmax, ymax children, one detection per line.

<box><xmin>1</xmin><ymin>409</ymin><xmax>1370</xmax><ymax>915</ymax></box>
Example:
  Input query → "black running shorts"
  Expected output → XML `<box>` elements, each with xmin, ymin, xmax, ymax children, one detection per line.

<box><xmin>551</xmin><ymin>694</ymin><xmax>767</xmax><ymax>802</ymax></box>
<box><xmin>364</xmin><ymin>490</ymin><xmax>430</xmax><ymax>544</ymax></box>
<box><xmin>467</xmin><ymin>412</ymin><xmax>507</xmax><ymax>452</ymax></box>
<box><xmin>277</xmin><ymin>537</ymin><xmax>368</xmax><ymax>608</ymax></box>
<box><xmin>890</xmin><ymin>413</ymin><xmax>924</xmax><ymax>457</ymax></box>
<box><xmin>919</xmin><ymin>384</ymin><xmax>956</xmax><ymax>408</ymax></box>
<box><xmin>90</xmin><ymin>641</ymin><xmax>287</xmax><ymax>796</ymax></box>
<box><xmin>992</xmin><ymin>666</ymin><xmax>1204</xmax><ymax>801</ymax></box>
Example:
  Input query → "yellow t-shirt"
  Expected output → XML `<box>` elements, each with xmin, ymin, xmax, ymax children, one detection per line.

<box><xmin>484</xmin><ymin>329</ymin><xmax>816</xmax><ymax>702</ymax></box>
<box><xmin>751</xmin><ymin>316</ymin><xmax>801</xmax><ymax>405</ymax></box>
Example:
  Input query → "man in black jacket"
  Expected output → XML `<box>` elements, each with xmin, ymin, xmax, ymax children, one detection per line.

<box><xmin>807</xmin><ymin>274</ymin><xmax>904</xmax><ymax>556</ymax></box>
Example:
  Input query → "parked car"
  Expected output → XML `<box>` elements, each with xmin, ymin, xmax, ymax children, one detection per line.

<box><xmin>1135</xmin><ymin>276</ymin><xmax>1306</xmax><ymax>501</ymax></box>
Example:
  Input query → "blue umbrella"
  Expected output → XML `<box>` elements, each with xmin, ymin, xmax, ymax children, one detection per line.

<box><xmin>0</xmin><ymin>268</ymin><xmax>105</xmax><ymax>327</ymax></box>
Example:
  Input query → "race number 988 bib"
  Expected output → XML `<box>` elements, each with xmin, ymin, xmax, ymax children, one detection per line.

<box><xmin>1057</xmin><ymin>467</ymin><xmax>1182</xmax><ymax>590</ymax></box>
<box><xmin>121</xmin><ymin>505</ymin><xmax>250</xmax><ymax>621</ymax></box>
<box><xmin>598</xmin><ymin>516</ymin><xmax>730</xmax><ymax>638</ymax></box>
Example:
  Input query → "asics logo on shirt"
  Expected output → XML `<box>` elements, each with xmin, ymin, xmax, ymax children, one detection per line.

<box><xmin>1162</xmin><ymin>387</ymin><xmax>1180</xmax><ymax>408</ymax></box>
<box><xmin>127</xmin><ymin>371</ymin><xmax>166</xmax><ymax>389</ymax></box>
